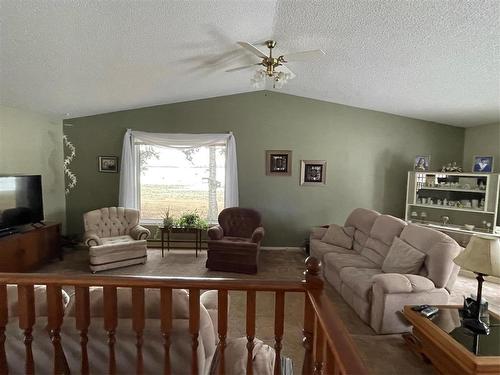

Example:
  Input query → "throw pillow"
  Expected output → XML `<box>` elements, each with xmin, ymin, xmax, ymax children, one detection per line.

<box><xmin>382</xmin><ymin>237</ymin><xmax>426</xmax><ymax>274</ymax></box>
<box><xmin>321</xmin><ymin>224</ymin><xmax>355</xmax><ymax>249</ymax></box>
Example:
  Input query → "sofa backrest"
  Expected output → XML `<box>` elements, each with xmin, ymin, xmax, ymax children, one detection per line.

<box><xmin>218</xmin><ymin>207</ymin><xmax>262</xmax><ymax>238</ymax></box>
<box><xmin>399</xmin><ymin>224</ymin><xmax>462</xmax><ymax>290</ymax></box>
<box><xmin>344</xmin><ymin>208</ymin><xmax>380</xmax><ymax>252</ymax></box>
<box><xmin>84</xmin><ymin>207</ymin><xmax>140</xmax><ymax>238</ymax></box>
<box><xmin>361</xmin><ymin>215</ymin><xmax>407</xmax><ymax>265</ymax></box>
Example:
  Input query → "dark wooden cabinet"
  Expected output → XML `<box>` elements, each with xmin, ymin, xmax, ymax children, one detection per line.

<box><xmin>0</xmin><ymin>223</ymin><xmax>61</xmax><ymax>272</ymax></box>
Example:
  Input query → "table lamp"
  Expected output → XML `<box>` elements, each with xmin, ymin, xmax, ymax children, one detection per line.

<box><xmin>453</xmin><ymin>235</ymin><xmax>500</xmax><ymax>334</ymax></box>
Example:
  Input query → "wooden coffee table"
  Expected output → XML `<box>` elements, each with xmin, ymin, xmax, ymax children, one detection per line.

<box><xmin>403</xmin><ymin>305</ymin><xmax>500</xmax><ymax>374</ymax></box>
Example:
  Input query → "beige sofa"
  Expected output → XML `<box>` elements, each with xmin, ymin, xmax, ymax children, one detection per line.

<box><xmin>83</xmin><ymin>207</ymin><xmax>150</xmax><ymax>273</ymax></box>
<box><xmin>4</xmin><ymin>286</ymin><xmax>276</xmax><ymax>374</ymax></box>
<box><xmin>310</xmin><ymin>208</ymin><xmax>462</xmax><ymax>334</ymax></box>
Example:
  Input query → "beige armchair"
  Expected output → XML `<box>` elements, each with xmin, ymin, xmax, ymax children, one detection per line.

<box><xmin>83</xmin><ymin>207</ymin><xmax>150</xmax><ymax>273</ymax></box>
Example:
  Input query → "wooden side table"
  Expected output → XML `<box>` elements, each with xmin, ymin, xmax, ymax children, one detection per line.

<box><xmin>160</xmin><ymin>227</ymin><xmax>202</xmax><ymax>258</ymax></box>
<box><xmin>403</xmin><ymin>305</ymin><xmax>500</xmax><ymax>374</ymax></box>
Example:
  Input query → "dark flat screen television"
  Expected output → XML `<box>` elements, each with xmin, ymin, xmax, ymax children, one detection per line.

<box><xmin>0</xmin><ymin>175</ymin><xmax>44</xmax><ymax>230</ymax></box>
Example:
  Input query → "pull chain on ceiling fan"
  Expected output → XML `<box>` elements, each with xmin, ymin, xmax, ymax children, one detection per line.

<box><xmin>226</xmin><ymin>40</ymin><xmax>326</xmax><ymax>88</ymax></box>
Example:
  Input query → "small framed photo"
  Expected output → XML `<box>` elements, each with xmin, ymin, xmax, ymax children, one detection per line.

<box><xmin>98</xmin><ymin>156</ymin><xmax>118</xmax><ymax>173</ymax></box>
<box><xmin>266</xmin><ymin>150</ymin><xmax>292</xmax><ymax>176</ymax></box>
<box><xmin>300</xmin><ymin>160</ymin><xmax>327</xmax><ymax>185</ymax></box>
<box><xmin>473</xmin><ymin>155</ymin><xmax>494</xmax><ymax>173</ymax></box>
<box><xmin>414</xmin><ymin>155</ymin><xmax>431</xmax><ymax>171</ymax></box>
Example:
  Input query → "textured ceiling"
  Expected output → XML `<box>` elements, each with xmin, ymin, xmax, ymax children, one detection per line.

<box><xmin>0</xmin><ymin>0</ymin><xmax>499</xmax><ymax>127</ymax></box>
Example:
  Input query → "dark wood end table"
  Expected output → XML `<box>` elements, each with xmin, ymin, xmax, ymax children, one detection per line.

<box><xmin>160</xmin><ymin>227</ymin><xmax>202</xmax><ymax>258</ymax></box>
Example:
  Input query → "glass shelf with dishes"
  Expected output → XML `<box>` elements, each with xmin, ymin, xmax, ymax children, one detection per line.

<box><xmin>405</xmin><ymin>172</ymin><xmax>500</xmax><ymax>236</ymax></box>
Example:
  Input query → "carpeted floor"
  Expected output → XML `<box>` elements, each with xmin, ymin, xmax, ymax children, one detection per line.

<box><xmin>39</xmin><ymin>247</ymin><xmax>499</xmax><ymax>374</ymax></box>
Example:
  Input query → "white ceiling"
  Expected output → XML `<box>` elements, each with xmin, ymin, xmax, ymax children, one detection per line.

<box><xmin>1</xmin><ymin>0</ymin><xmax>499</xmax><ymax>127</ymax></box>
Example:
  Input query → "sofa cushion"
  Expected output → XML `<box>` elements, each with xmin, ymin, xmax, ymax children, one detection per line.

<box><xmin>323</xmin><ymin>252</ymin><xmax>379</xmax><ymax>273</ymax></box>
<box><xmin>339</xmin><ymin>267</ymin><xmax>381</xmax><ymax>301</ymax></box>
<box><xmin>101</xmin><ymin>235</ymin><xmax>135</xmax><ymax>245</ymax></box>
<box><xmin>344</xmin><ymin>208</ymin><xmax>380</xmax><ymax>252</ymax></box>
<box><xmin>360</xmin><ymin>215</ymin><xmax>407</xmax><ymax>265</ymax></box>
<box><xmin>321</xmin><ymin>224</ymin><xmax>355</xmax><ymax>249</ymax></box>
<box><xmin>381</xmin><ymin>237</ymin><xmax>426</xmax><ymax>274</ymax></box>
<box><xmin>400</xmin><ymin>224</ymin><xmax>462</xmax><ymax>288</ymax></box>
<box><xmin>310</xmin><ymin>239</ymin><xmax>353</xmax><ymax>262</ymax></box>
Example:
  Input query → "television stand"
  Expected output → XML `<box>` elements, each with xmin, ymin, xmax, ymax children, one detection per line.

<box><xmin>0</xmin><ymin>227</ymin><xmax>18</xmax><ymax>238</ymax></box>
<box><xmin>0</xmin><ymin>223</ymin><xmax>62</xmax><ymax>272</ymax></box>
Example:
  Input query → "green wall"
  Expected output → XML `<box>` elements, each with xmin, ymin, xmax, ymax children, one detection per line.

<box><xmin>64</xmin><ymin>91</ymin><xmax>465</xmax><ymax>245</ymax></box>
<box><xmin>0</xmin><ymin>105</ymin><xmax>66</xmax><ymax>228</ymax></box>
<box><xmin>463</xmin><ymin>123</ymin><xmax>500</xmax><ymax>172</ymax></box>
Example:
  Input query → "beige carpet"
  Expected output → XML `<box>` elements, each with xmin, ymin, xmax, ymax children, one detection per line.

<box><xmin>38</xmin><ymin>248</ymin><xmax>499</xmax><ymax>374</ymax></box>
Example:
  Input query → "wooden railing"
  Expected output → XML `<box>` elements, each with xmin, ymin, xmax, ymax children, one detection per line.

<box><xmin>0</xmin><ymin>257</ymin><xmax>367</xmax><ymax>375</ymax></box>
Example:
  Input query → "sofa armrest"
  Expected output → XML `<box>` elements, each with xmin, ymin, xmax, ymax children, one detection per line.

<box><xmin>372</xmin><ymin>273</ymin><xmax>436</xmax><ymax>294</ymax></box>
<box><xmin>130</xmin><ymin>225</ymin><xmax>150</xmax><ymax>240</ymax></box>
<box><xmin>310</xmin><ymin>226</ymin><xmax>328</xmax><ymax>240</ymax></box>
<box><xmin>251</xmin><ymin>226</ymin><xmax>265</xmax><ymax>243</ymax></box>
<box><xmin>208</xmin><ymin>225</ymin><xmax>224</xmax><ymax>240</ymax></box>
<box><xmin>83</xmin><ymin>230</ymin><xmax>102</xmax><ymax>247</ymax></box>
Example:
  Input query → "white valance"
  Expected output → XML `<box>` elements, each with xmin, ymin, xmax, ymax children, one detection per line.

<box><xmin>119</xmin><ymin>130</ymin><xmax>239</xmax><ymax>209</ymax></box>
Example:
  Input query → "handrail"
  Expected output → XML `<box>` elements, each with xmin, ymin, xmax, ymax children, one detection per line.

<box><xmin>0</xmin><ymin>273</ymin><xmax>304</xmax><ymax>292</ymax></box>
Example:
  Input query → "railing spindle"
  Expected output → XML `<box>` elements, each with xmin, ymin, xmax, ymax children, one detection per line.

<box><xmin>217</xmin><ymin>289</ymin><xmax>228</xmax><ymax>375</ymax></box>
<box><xmin>47</xmin><ymin>285</ymin><xmax>69</xmax><ymax>374</ymax></box>
<box><xmin>103</xmin><ymin>286</ymin><xmax>118</xmax><ymax>375</ymax></box>
<box><xmin>160</xmin><ymin>288</ymin><xmax>173</xmax><ymax>375</ymax></box>
<box><xmin>18</xmin><ymin>285</ymin><xmax>35</xmax><ymax>375</ymax></box>
<box><xmin>75</xmin><ymin>286</ymin><xmax>90</xmax><ymax>375</ymax></box>
<box><xmin>246</xmin><ymin>290</ymin><xmax>256</xmax><ymax>375</ymax></box>
<box><xmin>274</xmin><ymin>291</ymin><xmax>285</xmax><ymax>375</ymax></box>
<box><xmin>189</xmin><ymin>288</ymin><xmax>200</xmax><ymax>375</ymax></box>
<box><xmin>324</xmin><ymin>341</ymin><xmax>336</xmax><ymax>375</ymax></box>
<box><xmin>0</xmin><ymin>285</ymin><xmax>8</xmax><ymax>374</ymax></box>
<box><xmin>132</xmin><ymin>287</ymin><xmax>145</xmax><ymax>375</ymax></box>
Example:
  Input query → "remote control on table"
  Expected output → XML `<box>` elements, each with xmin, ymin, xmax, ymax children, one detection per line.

<box><xmin>420</xmin><ymin>306</ymin><xmax>439</xmax><ymax>318</ymax></box>
<box><xmin>411</xmin><ymin>304</ymin><xmax>430</xmax><ymax>312</ymax></box>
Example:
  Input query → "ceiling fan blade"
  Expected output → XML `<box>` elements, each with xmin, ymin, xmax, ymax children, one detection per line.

<box><xmin>279</xmin><ymin>65</ymin><xmax>296</xmax><ymax>79</ymax></box>
<box><xmin>282</xmin><ymin>49</ymin><xmax>326</xmax><ymax>62</ymax></box>
<box><xmin>225</xmin><ymin>63</ymin><xmax>261</xmax><ymax>72</ymax></box>
<box><xmin>237</xmin><ymin>41</ymin><xmax>267</xmax><ymax>58</ymax></box>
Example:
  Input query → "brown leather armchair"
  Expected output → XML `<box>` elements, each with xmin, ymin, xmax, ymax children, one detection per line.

<box><xmin>206</xmin><ymin>208</ymin><xmax>264</xmax><ymax>274</ymax></box>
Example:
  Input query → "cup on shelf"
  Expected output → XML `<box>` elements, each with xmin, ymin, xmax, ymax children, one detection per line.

<box><xmin>464</xmin><ymin>224</ymin><xmax>475</xmax><ymax>231</ymax></box>
<box><xmin>471</xmin><ymin>199</ymin><xmax>479</xmax><ymax>209</ymax></box>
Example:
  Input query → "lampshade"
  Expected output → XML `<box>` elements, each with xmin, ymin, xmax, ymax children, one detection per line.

<box><xmin>453</xmin><ymin>235</ymin><xmax>500</xmax><ymax>277</ymax></box>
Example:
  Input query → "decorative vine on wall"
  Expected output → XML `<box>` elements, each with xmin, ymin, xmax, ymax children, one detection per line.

<box><xmin>63</xmin><ymin>135</ymin><xmax>77</xmax><ymax>194</ymax></box>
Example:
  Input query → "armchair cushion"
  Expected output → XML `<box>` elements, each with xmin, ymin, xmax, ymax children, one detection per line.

<box><xmin>321</xmin><ymin>224</ymin><xmax>354</xmax><ymax>249</ymax></box>
<box><xmin>129</xmin><ymin>225</ymin><xmax>150</xmax><ymax>240</ymax></box>
<box><xmin>381</xmin><ymin>237</ymin><xmax>426</xmax><ymax>275</ymax></box>
<box><xmin>251</xmin><ymin>227</ymin><xmax>265</xmax><ymax>243</ymax></box>
<box><xmin>208</xmin><ymin>225</ymin><xmax>224</xmax><ymax>240</ymax></box>
<box><xmin>372</xmin><ymin>273</ymin><xmax>436</xmax><ymax>294</ymax></box>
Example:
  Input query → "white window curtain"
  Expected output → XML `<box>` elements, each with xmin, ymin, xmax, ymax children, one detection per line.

<box><xmin>119</xmin><ymin>129</ymin><xmax>238</xmax><ymax>209</ymax></box>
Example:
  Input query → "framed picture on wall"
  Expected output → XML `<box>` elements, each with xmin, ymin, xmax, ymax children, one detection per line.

<box><xmin>472</xmin><ymin>155</ymin><xmax>494</xmax><ymax>173</ymax></box>
<box><xmin>98</xmin><ymin>156</ymin><xmax>119</xmax><ymax>173</ymax></box>
<box><xmin>300</xmin><ymin>160</ymin><xmax>327</xmax><ymax>185</ymax></box>
<box><xmin>266</xmin><ymin>150</ymin><xmax>292</xmax><ymax>176</ymax></box>
<box><xmin>414</xmin><ymin>155</ymin><xmax>431</xmax><ymax>171</ymax></box>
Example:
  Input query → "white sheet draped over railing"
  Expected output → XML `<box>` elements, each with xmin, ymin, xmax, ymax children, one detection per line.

<box><xmin>119</xmin><ymin>129</ymin><xmax>239</xmax><ymax>209</ymax></box>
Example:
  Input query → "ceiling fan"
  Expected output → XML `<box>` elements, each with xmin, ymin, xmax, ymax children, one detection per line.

<box><xmin>226</xmin><ymin>40</ymin><xmax>326</xmax><ymax>88</ymax></box>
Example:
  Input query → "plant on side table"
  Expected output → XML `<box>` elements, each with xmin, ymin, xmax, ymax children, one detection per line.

<box><xmin>175</xmin><ymin>211</ymin><xmax>209</xmax><ymax>230</ymax></box>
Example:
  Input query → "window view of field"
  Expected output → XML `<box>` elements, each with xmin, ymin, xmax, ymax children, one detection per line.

<box><xmin>139</xmin><ymin>144</ymin><xmax>225</xmax><ymax>223</ymax></box>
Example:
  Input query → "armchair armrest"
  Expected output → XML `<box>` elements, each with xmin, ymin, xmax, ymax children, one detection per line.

<box><xmin>372</xmin><ymin>273</ymin><xmax>436</xmax><ymax>294</ymax></box>
<box><xmin>83</xmin><ymin>230</ymin><xmax>102</xmax><ymax>247</ymax></box>
<box><xmin>310</xmin><ymin>226</ymin><xmax>328</xmax><ymax>240</ymax></box>
<box><xmin>130</xmin><ymin>225</ymin><xmax>151</xmax><ymax>240</ymax></box>
<box><xmin>251</xmin><ymin>226</ymin><xmax>265</xmax><ymax>243</ymax></box>
<box><xmin>208</xmin><ymin>225</ymin><xmax>224</xmax><ymax>240</ymax></box>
